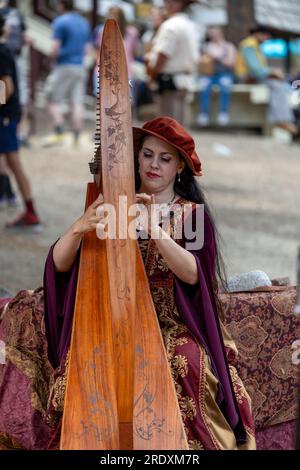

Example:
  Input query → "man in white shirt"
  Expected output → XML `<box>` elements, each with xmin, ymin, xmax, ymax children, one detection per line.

<box><xmin>145</xmin><ymin>0</ymin><xmax>199</xmax><ymax>125</ymax></box>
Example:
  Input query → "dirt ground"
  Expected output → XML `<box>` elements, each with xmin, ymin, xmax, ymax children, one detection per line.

<box><xmin>0</xmin><ymin>125</ymin><xmax>300</xmax><ymax>296</ymax></box>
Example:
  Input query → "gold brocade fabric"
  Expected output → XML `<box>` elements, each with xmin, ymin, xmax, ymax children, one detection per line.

<box><xmin>219</xmin><ymin>286</ymin><xmax>300</xmax><ymax>430</ymax></box>
<box><xmin>0</xmin><ymin>289</ymin><xmax>69</xmax><ymax>449</ymax></box>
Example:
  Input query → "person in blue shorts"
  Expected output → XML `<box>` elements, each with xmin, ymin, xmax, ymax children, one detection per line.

<box><xmin>0</xmin><ymin>14</ymin><xmax>40</xmax><ymax>229</ymax></box>
<box><xmin>43</xmin><ymin>0</ymin><xmax>91</xmax><ymax>146</ymax></box>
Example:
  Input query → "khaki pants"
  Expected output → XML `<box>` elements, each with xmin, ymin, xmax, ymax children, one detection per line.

<box><xmin>44</xmin><ymin>65</ymin><xmax>86</xmax><ymax>105</ymax></box>
<box><xmin>155</xmin><ymin>90</ymin><xmax>187</xmax><ymax>125</ymax></box>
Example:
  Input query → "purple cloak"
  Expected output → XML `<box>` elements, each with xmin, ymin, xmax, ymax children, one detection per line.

<box><xmin>174</xmin><ymin>211</ymin><xmax>246</xmax><ymax>443</ymax></box>
<box><xmin>43</xmin><ymin>243</ymin><xmax>80</xmax><ymax>369</ymax></box>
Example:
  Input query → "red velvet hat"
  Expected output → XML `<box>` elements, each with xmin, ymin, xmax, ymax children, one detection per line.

<box><xmin>133</xmin><ymin>116</ymin><xmax>203</xmax><ymax>176</ymax></box>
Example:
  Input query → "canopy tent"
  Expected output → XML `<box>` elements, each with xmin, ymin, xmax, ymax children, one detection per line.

<box><xmin>255</xmin><ymin>0</ymin><xmax>300</xmax><ymax>37</ymax></box>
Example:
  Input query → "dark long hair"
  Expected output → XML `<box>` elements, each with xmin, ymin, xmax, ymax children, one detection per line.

<box><xmin>135</xmin><ymin>149</ymin><xmax>228</xmax><ymax>294</ymax></box>
<box><xmin>175</xmin><ymin>165</ymin><xmax>228</xmax><ymax>293</ymax></box>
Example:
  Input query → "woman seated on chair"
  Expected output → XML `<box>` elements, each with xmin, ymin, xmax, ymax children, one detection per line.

<box><xmin>0</xmin><ymin>116</ymin><xmax>256</xmax><ymax>450</ymax></box>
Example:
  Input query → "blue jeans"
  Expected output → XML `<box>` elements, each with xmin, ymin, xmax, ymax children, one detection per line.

<box><xmin>198</xmin><ymin>72</ymin><xmax>234</xmax><ymax>115</ymax></box>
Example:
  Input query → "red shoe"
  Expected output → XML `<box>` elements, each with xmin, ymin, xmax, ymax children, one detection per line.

<box><xmin>5</xmin><ymin>211</ymin><xmax>42</xmax><ymax>231</ymax></box>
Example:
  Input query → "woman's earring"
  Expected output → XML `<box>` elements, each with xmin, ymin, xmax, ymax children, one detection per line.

<box><xmin>177</xmin><ymin>173</ymin><xmax>181</xmax><ymax>183</ymax></box>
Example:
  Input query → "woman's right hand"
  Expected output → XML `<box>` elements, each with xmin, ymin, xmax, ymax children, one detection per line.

<box><xmin>73</xmin><ymin>194</ymin><xmax>104</xmax><ymax>235</ymax></box>
<box><xmin>53</xmin><ymin>194</ymin><xmax>104</xmax><ymax>272</ymax></box>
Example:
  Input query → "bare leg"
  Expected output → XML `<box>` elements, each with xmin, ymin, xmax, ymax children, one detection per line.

<box><xmin>42</xmin><ymin>101</ymin><xmax>65</xmax><ymax>146</ymax></box>
<box><xmin>72</xmin><ymin>102</ymin><xmax>83</xmax><ymax>134</ymax></box>
<box><xmin>4</xmin><ymin>151</ymin><xmax>40</xmax><ymax>226</ymax></box>
<box><xmin>0</xmin><ymin>154</ymin><xmax>8</xmax><ymax>173</ymax></box>
<box><xmin>5</xmin><ymin>151</ymin><xmax>32</xmax><ymax>201</ymax></box>
<box><xmin>18</xmin><ymin>104</ymin><xmax>31</xmax><ymax>144</ymax></box>
<box><xmin>48</xmin><ymin>101</ymin><xmax>64</xmax><ymax>128</ymax></box>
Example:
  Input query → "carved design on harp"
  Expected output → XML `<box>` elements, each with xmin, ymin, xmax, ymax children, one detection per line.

<box><xmin>101</xmin><ymin>40</ymin><xmax>132</xmax><ymax>324</ymax></box>
<box><xmin>134</xmin><ymin>345</ymin><xmax>174</xmax><ymax>441</ymax></box>
<box><xmin>102</xmin><ymin>44</ymin><xmax>126</xmax><ymax>171</ymax></box>
<box><xmin>72</xmin><ymin>346</ymin><xmax>118</xmax><ymax>444</ymax></box>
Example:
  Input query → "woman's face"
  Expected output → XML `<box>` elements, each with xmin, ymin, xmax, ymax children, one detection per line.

<box><xmin>138</xmin><ymin>136</ymin><xmax>184</xmax><ymax>194</ymax></box>
<box><xmin>207</xmin><ymin>27</ymin><xmax>223</xmax><ymax>42</ymax></box>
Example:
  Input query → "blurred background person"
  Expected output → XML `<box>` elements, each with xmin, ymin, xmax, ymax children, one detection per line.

<box><xmin>145</xmin><ymin>0</ymin><xmax>199</xmax><ymax>125</ymax></box>
<box><xmin>43</xmin><ymin>0</ymin><xmax>91</xmax><ymax>146</ymax></box>
<box><xmin>196</xmin><ymin>26</ymin><xmax>237</xmax><ymax>127</ymax></box>
<box><xmin>134</xmin><ymin>6</ymin><xmax>166</xmax><ymax>115</ymax></box>
<box><xmin>0</xmin><ymin>14</ymin><xmax>40</xmax><ymax>229</ymax></box>
<box><xmin>0</xmin><ymin>0</ymin><xmax>29</xmax><ymax>147</ymax></box>
<box><xmin>0</xmin><ymin>155</ymin><xmax>16</xmax><ymax>208</ymax></box>
<box><xmin>142</xmin><ymin>5</ymin><xmax>166</xmax><ymax>55</ymax></box>
<box><xmin>236</xmin><ymin>25</ymin><xmax>298</xmax><ymax>136</ymax></box>
<box><xmin>0</xmin><ymin>0</ymin><xmax>27</xmax><ymax>209</ymax></box>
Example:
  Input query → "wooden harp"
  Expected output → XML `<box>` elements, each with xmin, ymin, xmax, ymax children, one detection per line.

<box><xmin>60</xmin><ymin>20</ymin><xmax>188</xmax><ymax>450</ymax></box>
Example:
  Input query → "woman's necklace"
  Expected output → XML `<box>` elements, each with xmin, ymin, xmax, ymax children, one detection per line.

<box><xmin>167</xmin><ymin>193</ymin><xmax>177</xmax><ymax>207</ymax></box>
<box><xmin>159</xmin><ymin>193</ymin><xmax>177</xmax><ymax>221</ymax></box>
<box><xmin>158</xmin><ymin>193</ymin><xmax>176</xmax><ymax>208</ymax></box>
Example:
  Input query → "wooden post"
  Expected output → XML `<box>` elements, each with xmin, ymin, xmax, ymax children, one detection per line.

<box><xmin>226</xmin><ymin>0</ymin><xmax>255</xmax><ymax>45</ymax></box>
<box><xmin>92</xmin><ymin>0</ymin><xmax>98</xmax><ymax>29</ymax></box>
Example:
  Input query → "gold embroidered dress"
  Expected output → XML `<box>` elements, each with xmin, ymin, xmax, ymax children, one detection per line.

<box><xmin>138</xmin><ymin>198</ymin><xmax>256</xmax><ymax>449</ymax></box>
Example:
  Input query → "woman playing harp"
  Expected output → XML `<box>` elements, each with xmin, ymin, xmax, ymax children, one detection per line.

<box><xmin>0</xmin><ymin>116</ymin><xmax>255</xmax><ymax>449</ymax></box>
